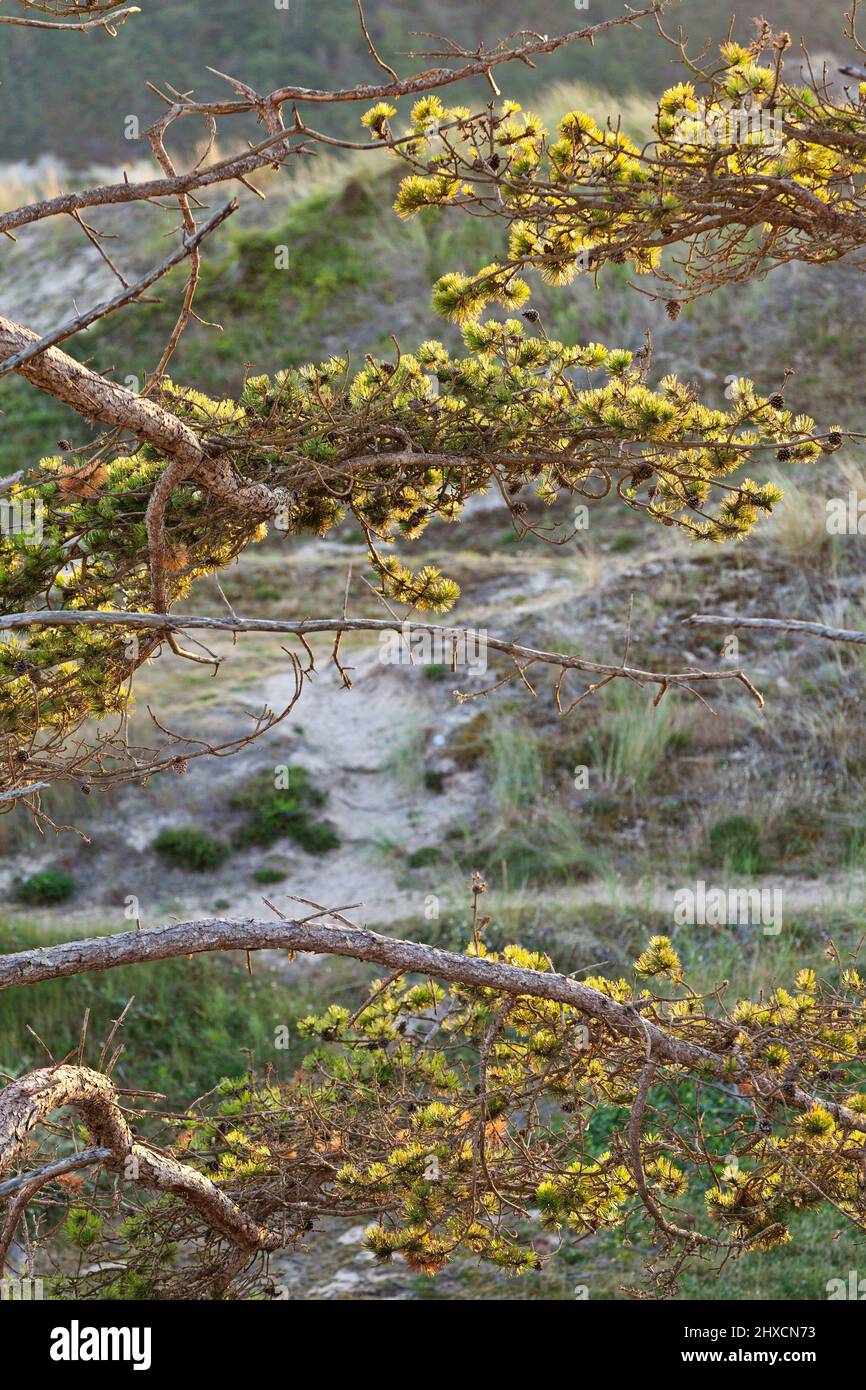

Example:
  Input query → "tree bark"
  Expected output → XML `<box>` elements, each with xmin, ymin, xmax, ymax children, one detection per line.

<box><xmin>2</xmin><ymin>915</ymin><xmax>863</xmax><ymax>1134</ymax></box>
<box><xmin>0</xmin><ymin>1065</ymin><xmax>280</xmax><ymax>1258</ymax></box>
<box><xmin>0</xmin><ymin>315</ymin><xmax>205</xmax><ymax>469</ymax></box>
<box><xmin>0</xmin><ymin>315</ymin><xmax>288</xmax><ymax>515</ymax></box>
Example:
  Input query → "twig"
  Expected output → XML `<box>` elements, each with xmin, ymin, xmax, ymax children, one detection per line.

<box><xmin>684</xmin><ymin>613</ymin><xmax>866</xmax><ymax>645</ymax></box>
<box><xmin>0</xmin><ymin>202</ymin><xmax>238</xmax><ymax>380</ymax></box>
<box><xmin>0</xmin><ymin>609</ymin><xmax>765</xmax><ymax>709</ymax></box>
<box><xmin>0</xmin><ymin>5</ymin><xmax>138</xmax><ymax>30</ymax></box>
<box><xmin>0</xmin><ymin>1147</ymin><xmax>111</xmax><ymax>1200</ymax></box>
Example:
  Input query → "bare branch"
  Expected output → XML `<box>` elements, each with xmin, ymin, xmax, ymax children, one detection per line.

<box><xmin>0</xmin><ymin>1146</ymin><xmax>111</xmax><ymax>1199</ymax></box>
<box><xmin>684</xmin><ymin>613</ymin><xmax>866</xmax><ymax>645</ymax></box>
<box><xmin>0</xmin><ymin>1065</ymin><xmax>281</xmax><ymax>1264</ymax></box>
<box><xmin>0</xmin><ymin>201</ymin><xmax>238</xmax><ymax>380</ymax></box>
<box><xmin>0</xmin><ymin>916</ymin><xmax>862</xmax><ymax>1136</ymax></box>
<box><xmin>0</xmin><ymin>6</ymin><xmax>659</xmax><ymax>239</ymax></box>
<box><xmin>0</xmin><ymin>608</ymin><xmax>765</xmax><ymax>708</ymax></box>
<box><xmin>0</xmin><ymin>783</ymin><xmax>50</xmax><ymax>803</ymax></box>
<box><xmin>0</xmin><ymin>315</ymin><xmax>205</xmax><ymax>468</ymax></box>
<box><xmin>0</xmin><ymin>4</ymin><xmax>139</xmax><ymax>31</ymax></box>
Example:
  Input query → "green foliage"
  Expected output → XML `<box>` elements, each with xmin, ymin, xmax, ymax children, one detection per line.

<box><xmin>0</xmin><ymin>306</ymin><xmax>821</xmax><ymax>783</ymax></box>
<box><xmin>386</xmin><ymin>41</ymin><xmax>866</xmax><ymax>308</ymax></box>
<box><xmin>634</xmin><ymin>934</ymin><xmax>684</xmax><ymax>982</ymax></box>
<box><xmin>707</xmin><ymin>814</ymin><xmax>767</xmax><ymax>874</ymax></box>
<box><xmin>250</xmin><ymin>865</ymin><xmax>288</xmax><ymax>885</ymax></box>
<box><xmin>229</xmin><ymin>766</ymin><xmax>339</xmax><ymax>853</ymax></box>
<box><xmin>407</xmin><ymin>846</ymin><xmax>441</xmax><ymax>868</ymax></box>
<box><xmin>8</xmin><ymin>6</ymin><xmax>866</xmax><ymax>1307</ymax></box>
<box><xmin>16</xmin><ymin>869</ymin><xmax>76</xmax><ymax>904</ymax></box>
<box><xmin>152</xmin><ymin>827</ymin><xmax>229</xmax><ymax>873</ymax></box>
<box><xmin>0</xmin><ymin>920</ymin><xmax>311</xmax><ymax>1094</ymax></box>
<box><xmin>68</xmin><ymin>923</ymin><xmax>866</xmax><ymax>1298</ymax></box>
<box><xmin>65</xmin><ymin>1206</ymin><xmax>102</xmax><ymax>1251</ymax></box>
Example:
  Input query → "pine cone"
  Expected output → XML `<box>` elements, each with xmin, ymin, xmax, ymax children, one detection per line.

<box><xmin>630</xmin><ymin>464</ymin><xmax>654</xmax><ymax>486</ymax></box>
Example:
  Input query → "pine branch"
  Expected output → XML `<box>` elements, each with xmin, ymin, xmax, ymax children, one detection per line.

<box><xmin>684</xmin><ymin>613</ymin><xmax>866</xmax><ymax>645</ymax></box>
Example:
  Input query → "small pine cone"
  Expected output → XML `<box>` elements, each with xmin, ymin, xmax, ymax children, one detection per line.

<box><xmin>776</xmin><ymin>446</ymin><xmax>792</xmax><ymax>462</ymax></box>
<box><xmin>827</xmin><ymin>430</ymin><xmax>843</xmax><ymax>449</ymax></box>
<box><xmin>768</xmin><ymin>393</ymin><xmax>785</xmax><ymax>410</ymax></box>
<box><xmin>57</xmin><ymin>439</ymin><xmax>72</xmax><ymax>451</ymax></box>
<box><xmin>630</xmin><ymin>464</ymin><xmax>654</xmax><ymax>486</ymax></box>
<box><xmin>522</xmin><ymin>308</ymin><xmax>540</xmax><ymax>323</ymax></box>
<box><xmin>512</xmin><ymin>500</ymin><xmax>528</xmax><ymax>516</ymax></box>
<box><xmin>665</xmin><ymin>300</ymin><xmax>682</xmax><ymax>320</ymax></box>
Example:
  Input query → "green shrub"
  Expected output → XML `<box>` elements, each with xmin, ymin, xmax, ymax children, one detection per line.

<box><xmin>229</xmin><ymin>766</ymin><xmax>339</xmax><ymax>853</ymax></box>
<box><xmin>706</xmin><ymin>815</ymin><xmax>766</xmax><ymax>874</ymax></box>
<box><xmin>152</xmin><ymin>827</ymin><xmax>229</xmax><ymax>872</ymax></box>
<box><xmin>291</xmin><ymin>820</ymin><xmax>340</xmax><ymax>853</ymax></box>
<box><xmin>16</xmin><ymin>869</ymin><xmax>76</xmax><ymax>904</ymax></box>
<box><xmin>449</xmin><ymin>711</ymin><xmax>491</xmax><ymax>769</ymax></box>
<box><xmin>251</xmin><ymin>865</ymin><xmax>288</xmax><ymax>885</ymax></box>
<box><xmin>407</xmin><ymin>846</ymin><xmax>441</xmax><ymax>868</ymax></box>
<box><xmin>609</xmin><ymin>530</ymin><xmax>640</xmax><ymax>553</ymax></box>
